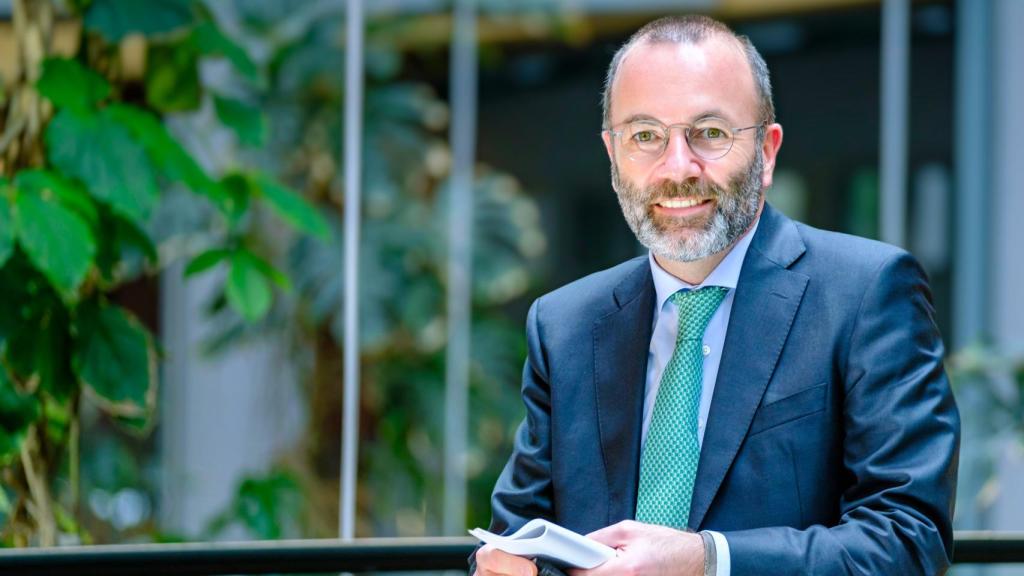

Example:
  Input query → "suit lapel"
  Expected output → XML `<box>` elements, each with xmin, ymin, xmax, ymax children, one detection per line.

<box><xmin>688</xmin><ymin>204</ymin><xmax>809</xmax><ymax>529</ymax></box>
<box><xmin>593</xmin><ymin>258</ymin><xmax>655</xmax><ymax>525</ymax></box>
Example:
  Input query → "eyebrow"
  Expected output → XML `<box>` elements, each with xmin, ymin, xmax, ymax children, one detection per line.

<box><xmin>615</xmin><ymin>109</ymin><xmax>735</xmax><ymax>126</ymax></box>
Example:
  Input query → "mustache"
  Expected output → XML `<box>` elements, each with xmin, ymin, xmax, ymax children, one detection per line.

<box><xmin>646</xmin><ymin>178</ymin><xmax>725</xmax><ymax>200</ymax></box>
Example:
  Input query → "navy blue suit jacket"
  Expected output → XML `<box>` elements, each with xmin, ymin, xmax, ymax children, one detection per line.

<box><xmin>489</xmin><ymin>203</ymin><xmax>960</xmax><ymax>574</ymax></box>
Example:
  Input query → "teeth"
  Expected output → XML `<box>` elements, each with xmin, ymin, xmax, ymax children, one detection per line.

<box><xmin>660</xmin><ymin>198</ymin><xmax>705</xmax><ymax>209</ymax></box>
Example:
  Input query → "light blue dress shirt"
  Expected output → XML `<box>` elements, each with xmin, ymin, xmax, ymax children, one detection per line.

<box><xmin>641</xmin><ymin>215</ymin><xmax>761</xmax><ymax>576</ymax></box>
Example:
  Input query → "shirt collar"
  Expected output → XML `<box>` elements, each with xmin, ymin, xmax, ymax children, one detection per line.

<box><xmin>649</xmin><ymin>214</ymin><xmax>761</xmax><ymax>311</ymax></box>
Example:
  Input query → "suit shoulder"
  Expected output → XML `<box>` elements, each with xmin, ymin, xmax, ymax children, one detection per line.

<box><xmin>533</xmin><ymin>256</ymin><xmax>648</xmax><ymax>322</ymax></box>
<box><xmin>792</xmin><ymin>221</ymin><xmax>918</xmax><ymax>277</ymax></box>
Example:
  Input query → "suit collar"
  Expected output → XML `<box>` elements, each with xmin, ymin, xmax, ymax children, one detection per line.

<box><xmin>611</xmin><ymin>256</ymin><xmax>655</xmax><ymax>310</ymax></box>
<box><xmin>748</xmin><ymin>202</ymin><xmax>806</xmax><ymax>269</ymax></box>
<box><xmin>597</xmin><ymin>258</ymin><xmax>654</xmax><ymax>524</ymax></box>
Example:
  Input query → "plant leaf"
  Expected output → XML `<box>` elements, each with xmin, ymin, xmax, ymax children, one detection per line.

<box><xmin>190</xmin><ymin>19</ymin><xmax>261</xmax><ymax>85</ymax></box>
<box><xmin>73</xmin><ymin>300</ymin><xmax>155</xmax><ymax>415</ymax></box>
<box><xmin>0</xmin><ymin>179</ymin><xmax>12</xmax><ymax>268</ymax></box>
<box><xmin>14</xmin><ymin>169</ymin><xmax>99</xmax><ymax>230</ymax></box>
<box><xmin>213</xmin><ymin>95</ymin><xmax>266</xmax><ymax>147</ymax></box>
<box><xmin>226</xmin><ymin>251</ymin><xmax>272</xmax><ymax>322</ymax></box>
<box><xmin>244</xmin><ymin>249</ymin><xmax>291</xmax><ymax>291</ymax></box>
<box><xmin>13</xmin><ymin>175</ymin><xmax>96</xmax><ymax>299</ymax></box>
<box><xmin>113</xmin><ymin>413</ymin><xmax>152</xmax><ymax>435</ymax></box>
<box><xmin>219</xmin><ymin>173</ymin><xmax>252</xmax><ymax>225</ymax></box>
<box><xmin>145</xmin><ymin>41</ymin><xmax>201</xmax><ymax>113</ymax></box>
<box><xmin>204</xmin><ymin>470</ymin><xmax>303</xmax><ymax>540</ymax></box>
<box><xmin>95</xmin><ymin>208</ymin><xmax>159</xmax><ymax>283</ymax></box>
<box><xmin>114</xmin><ymin>215</ymin><xmax>158</xmax><ymax>266</ymax></box>
<box><xmin>253</xmin><ymin>174</ymin><xmax>330</xmax><ymax>240</ymax></box>
<box><xmin>5</xmin><ymin>301</ymin><xmax>75</xmax><ymax>402</ymax></box>
<box><xmin>0</xmin><ymin>367</ymin><xmax>40</xmax><ymax>466</ymax></box>
<box><xmin>36</xmin><ymin>58</ymin><xmax>111</xmax><ymax>114</ymax></box>
<box><xmin>39</xmin><ymin>396</ymin><xmax>71</xmax><ymax>446</ymax></box>
<box><xmin>84</xmin><ymin>0</ymin><xmax>196</xmax><ymax>42</ymax></box>
<box><xmin>105</xmin><ymin>104</ymin><xmax>198</xmax><ymax>181</ymax></box>
<box><xmin>104</xmin><ymin>104</ymin><xmax>228</xmax><ymax>206</ymax></box>
<box><xmin>46</xmin><ymin>108</ymin><xmax>160</xmax><ymax>224</ymax></box>
<box><xmin>184</xmin><ymin>248</ymin><xmax>230</xmax><ymax>277</ymax></box>
<box><xmin>0</xmin><ymin>253</ymin><xmax>57</xmax><ymax>350</ymax></box>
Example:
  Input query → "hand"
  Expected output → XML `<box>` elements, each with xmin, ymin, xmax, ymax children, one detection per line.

<box><xmin>475</xmin><ymin>544</ymin><xmax>538</xmax><ymax>576</ymax></box>
<box><xmin>567</xmin><ymin>520</ymin><xmax>704</xmax><ymax>576</ymax></box>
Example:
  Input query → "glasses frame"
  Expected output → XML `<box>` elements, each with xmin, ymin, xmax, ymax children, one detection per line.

<box><xmin>604</xmin><ymin>118</ymin><xmax>766</xmax><ymax>162</ymax></box>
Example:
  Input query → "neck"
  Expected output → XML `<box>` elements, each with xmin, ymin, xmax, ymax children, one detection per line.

<box><xmin>653</xmin><ymin>201</ymin><xmax>764</xmax><ymax>285</ymax></box>
<box><xmin>654</xmin><ymin>250</ymin><xmax>728</xmax><ymax>286</ymax></box>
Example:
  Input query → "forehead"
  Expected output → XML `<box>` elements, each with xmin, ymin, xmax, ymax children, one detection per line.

<box><xmin>610</xmin><ymin>37</ymin><xmax>759</xmax><ymax>125</ymax></box>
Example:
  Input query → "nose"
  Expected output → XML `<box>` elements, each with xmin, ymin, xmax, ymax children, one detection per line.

<box><xmin>656</xmin><ymin>127</ymin><xmax>704</xmax><ymax>181</ymax></box>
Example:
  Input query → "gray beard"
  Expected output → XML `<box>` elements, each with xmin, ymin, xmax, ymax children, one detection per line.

<box><xmin>612</xmin><ymin>150</ymin><xmax>764</xmax><ymax>262</ymax></box>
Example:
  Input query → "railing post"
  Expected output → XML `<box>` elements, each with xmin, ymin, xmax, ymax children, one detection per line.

<box><xmin>879</xmin><ymin>0</ymin><xmax>909</xmax><ymax>248</ymax></box>
<box><xmin>340</xmin><ymin>0</ymin><xmax>365</xmax><ymax>542</ymax></box>
<box><xmin>443</xmin><ymin>0</ymin><xmax>478</xmax><ymax>538</ymax></box>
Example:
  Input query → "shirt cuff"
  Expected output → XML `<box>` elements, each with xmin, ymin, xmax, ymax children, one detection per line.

<box><xmin>706</xmin><ymin>530</ymin><xmax>731</xmax><ymax>576</ymax></box>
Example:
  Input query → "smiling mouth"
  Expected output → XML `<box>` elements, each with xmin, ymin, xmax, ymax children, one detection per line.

<box><xmin>656</xmin><ymin>198</ymin><xmax>712</xmax><ymax>209</ymax></box>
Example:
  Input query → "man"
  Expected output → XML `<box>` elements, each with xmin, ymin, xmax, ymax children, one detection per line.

<box><xmin>474</xmin><ymin>14</ymin><xmax>959</xmax><ymax>576</ymax></box>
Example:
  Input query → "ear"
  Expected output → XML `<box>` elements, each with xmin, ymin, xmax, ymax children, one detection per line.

<box><xmin>601</xmin><ymin>130</ymin><xmax>615</xmax><ymax>163</ymax></box>
<box><xmin>760</xmin><ymin>123</ymin><xmax>784</xmax><ymax>189</ymax></box>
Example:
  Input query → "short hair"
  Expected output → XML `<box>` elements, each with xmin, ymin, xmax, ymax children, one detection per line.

<box><xmin>601</xmin><ymin>15</ymin><xmax>775</xmax><ymax>128</ymax></box>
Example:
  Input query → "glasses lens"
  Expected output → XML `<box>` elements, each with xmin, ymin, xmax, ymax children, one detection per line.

<box><xmin>688</xmin><ymin>120</ymin><xmax>733</xmax><ymax>159</ymax></box>
<box><xmin>620</xmin><ymin>121</ymin><xmax>667</xmax><ymax>158</ymax></box>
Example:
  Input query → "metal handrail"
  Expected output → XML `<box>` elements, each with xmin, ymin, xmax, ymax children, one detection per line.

<box><xmin>0</xmin><ymin>537</ymin><xmax>478</xmax><ymax>575</ymax></box>
<box><xmin>952</xmin><ymin>531</ymin><xmax>1024</xmax><ymax>564</ymax></box>
<box><xmin>0</xmin><ymin>533</ymin><xmax>1022</xmax><ymax>575</ymax></box>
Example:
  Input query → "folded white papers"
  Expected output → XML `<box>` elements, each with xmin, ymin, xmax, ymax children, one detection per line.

<box><xmin>469</xmin><ymin>519</ymin><xmax>617</xmax><ymax>569</ymax></box>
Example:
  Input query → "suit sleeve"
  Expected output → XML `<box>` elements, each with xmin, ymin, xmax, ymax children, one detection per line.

<box><xmin>489</xmin><ymin>297</ymin><xmax>557</xmax><ymax>533</ymax></box>
<box><xmin>724</xmin><ymin>251</ymin><xmax>961</xmax><ymax>575</ymax></box>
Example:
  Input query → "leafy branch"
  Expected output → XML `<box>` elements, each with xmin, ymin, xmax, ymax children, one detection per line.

<box><xmin>0</xmin><ymin>0</ymin><xmax>327</xmax><ymax>546</ymax></box>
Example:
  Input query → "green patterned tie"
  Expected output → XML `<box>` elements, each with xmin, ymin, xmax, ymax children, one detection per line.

<box><xmin>636</xmin><ymin>286</ymin><xmax>728</xmax><ymax>529</ymax></box>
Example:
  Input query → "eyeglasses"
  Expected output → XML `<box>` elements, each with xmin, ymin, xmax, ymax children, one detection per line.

<box><xmin>604</xmin><ymin>117</ymin><xmax>764</xmax><ymax>162</ymax></box>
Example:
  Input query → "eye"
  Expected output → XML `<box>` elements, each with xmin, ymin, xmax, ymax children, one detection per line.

<box><xmin>632</xmin><ymin>130</ymin><xmax>660</xmax><ymax>144</ymax></box>
<box><xmin>702</xmin><ymin>127</ymin><xmax>726</xmax><ymax>140</ymax></box>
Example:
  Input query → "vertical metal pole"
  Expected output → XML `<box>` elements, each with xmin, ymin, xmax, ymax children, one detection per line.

<box><xmin>443</xmin><ymin>0</ymin><xmax>477</xmax><ymax>537</ymax></box>
<box><xmin>954</xmin><ymin>0</ymin><xmax>991</xmax><ymax>350</ymax></box>
<box><xmin>986</xmin><ymin>0</ymin><xmax>1024</xmax><ymax>541</ymax></box>
<box><xmin>340</xmin><ymin>0</ymin><xmax>365</xmax><ymax>541</ymax></box>
<box><xmin>952</xmin><ymin>0</ymin><xmax>992</xmax><ymax>554</ymax></box>
<box><xmin>991</xmin><ymin>0</ymin><xmax>1024</xmax><ymax>349</ymax></box>
<box><xmin>879</xmin><ymin>0</ymin><xmax>909</xmax><ymax>248</ymax></box>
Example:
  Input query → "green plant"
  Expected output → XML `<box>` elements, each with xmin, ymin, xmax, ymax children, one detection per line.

<box><xmin>946</xmin><ymin>345</ymin><xmax>1024</xmax><ymax>535</ymax></box>
<box><xmin>950</xmin><ymin>347</ymin><xmax>1024</xmax><ymax>437</ymax></box>
<box><xmin>201</xmin><ymin>3</ymin><xmax>549</xmax><ymax>536</ymax></box>
<box><xmin>204</xmin><ymin>468</ymin><xmax>306</xmax><ymax>540</ymax></box>
<box><xmin>0</xmin><ymin>0</ymin><xmax>326</xmax><ymax>546</ymax></box>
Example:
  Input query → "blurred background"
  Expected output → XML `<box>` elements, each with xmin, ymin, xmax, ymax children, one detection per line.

<box><xmin>0</xmin><ymin>0</ymin><xmax>1021</xmax><ymax>574</ymax></box>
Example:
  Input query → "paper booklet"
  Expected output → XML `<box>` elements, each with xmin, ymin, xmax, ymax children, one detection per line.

<box><xmin>469</xmin><ymin>519</ymin><xmax>617</xmax><ymax>569</ymax></box>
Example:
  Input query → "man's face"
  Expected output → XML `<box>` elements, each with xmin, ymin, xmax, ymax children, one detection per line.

<box><xmin>611</xmin><ymin>136</ymin><xmax>764</xmax><ymax>263</ymax></box>
<box><xmin>603</xmin><ymin>38</ymin><xmax>778</xmax><ymax>263</ymax></box>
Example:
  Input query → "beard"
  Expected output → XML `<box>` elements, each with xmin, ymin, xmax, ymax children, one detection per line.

<box><xmin>611</xmin><ymin>149</ymin><xmax>764</xmax><ymax>263</ymax></box>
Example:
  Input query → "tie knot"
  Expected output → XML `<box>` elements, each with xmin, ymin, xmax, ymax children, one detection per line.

<box><xmin>671</xmin><ymin>286</ymin><xmax>729</xmax><ymax>340</ymax></box>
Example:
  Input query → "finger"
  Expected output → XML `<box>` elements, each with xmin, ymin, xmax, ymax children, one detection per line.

<box><xmin>476</xmin><ymin>546</ymin><xmax>538</xmax><ymax>576</ymax></box>
<box><xmin>567</xmin><ymin>556</ymin><xmax>625</xmax><ymax>576</ymax></box>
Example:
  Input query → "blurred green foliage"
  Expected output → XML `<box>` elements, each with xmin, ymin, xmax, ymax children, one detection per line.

<box><xmin>205</xmin><ymin>469</ymin><xmax>306</xmax><ymax>540</ymax></box>
<box><xmin>947</xmin><ymin>347</ymin><xmax>1024</xmax><ymax>530</ymax></box>
<box><xmin>950</xmin><ymin>348</ymin><xmax>1024</xmax><ymax>438</ymax></box>
<box><xmin>0</xmin><ymin>0</ymin><xmax>324</xmax><ymax>546</ymax></box>
<box><xmin>203</xmin><ymin>1</ymin><xmax>548</xmax><ymax>536</ymax></box>
<box><xmin>2</xmin><ymin>0</ymin><xmax>552</xmax><ymax>546</ymax></box>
